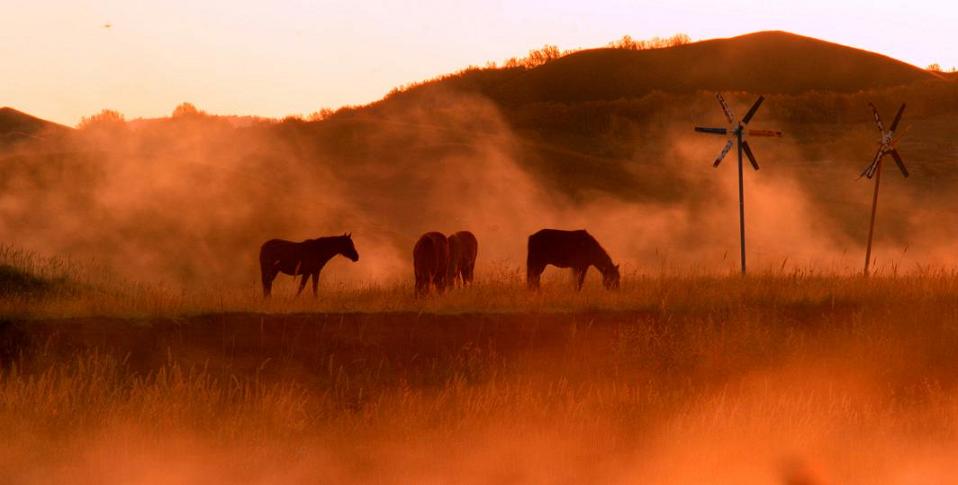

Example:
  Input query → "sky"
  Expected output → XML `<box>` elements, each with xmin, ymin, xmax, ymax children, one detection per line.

<box><xmin>2</xmin><ymin>0</ymin><xmax>956</xmax><ymax>126</ymax></box>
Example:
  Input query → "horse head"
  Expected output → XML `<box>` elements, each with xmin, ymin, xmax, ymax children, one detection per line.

<box><xmin>603</xmin><ymin>264</ymin><xmax>620</xmax><ymax>289</ymax></box>
<box><xmin>340</xmin><ymin>233</ymin><xmax>360</xmax><ymax>262</ymax></box>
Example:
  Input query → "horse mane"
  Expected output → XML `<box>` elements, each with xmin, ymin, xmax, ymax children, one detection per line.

<box><xmin>305</xmin><ymin>235</ymin><xmax>350</xmax><ymax>244</ymax></box>
<box><xmin>584</xmin><ymin>232</ymin><xmax>615</xmax><ymax>273</ymax></box>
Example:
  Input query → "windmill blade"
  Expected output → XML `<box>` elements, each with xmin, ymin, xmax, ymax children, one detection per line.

<box><xmin>868</xmin><ymin>103</ymin><xmax>885</xmax><ymax>134</ymax></box>
<box><xmin>713</xmin><ymin>139</ymin><xmax>734</xmax><ymax>167</ymax></box>
<box><xmin>695</xmin><ymin>127</ymin><xmax>728</xmax><ymax>135</ymax></box>
<box><xmin>741</xmin><ymin>141</ymin><xmax>760</xmax><ymax>170</ymax></box>
<box><xmin>741</xmin><ymin>96</ymin><xmax>765</xmax><ymax>125</ymax></box>
<box><xmin>889</xmin><ymin>103</ymin><xmax>906</xmax><ymax>134</ymax></box>
<box><xmin>748</xmin><ymin>129</ymin><xmax>783</xmax><ymax>137</ymax></box>
<box><xmin>891</xmin><ymin>124</ymin><xmax>911</xmax><ymax>147</ymax></box>
<box><xmin>859</xmin><ymin>148</ymin><xmax>884</xmax><ymax>179</ymax></box>
<box><xmin>889</xmin><ymin>149</ymin><xmax>909</xmax><ymax>177</ymax></box>
<box><xmin>716</xmin><ymin>93</ymin><xmax>734</xmax><ymax>124</ymax></box>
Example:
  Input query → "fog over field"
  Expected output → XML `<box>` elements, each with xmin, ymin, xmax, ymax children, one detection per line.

<box><xmin>4</xmin><ymin>80</ymin><xmax>958</xmax><ymax>290</ymax></box>
<box><xmin>3</xmin><ymin>29</ymin><xmax>958</xmax><ymax>484</ymax></box>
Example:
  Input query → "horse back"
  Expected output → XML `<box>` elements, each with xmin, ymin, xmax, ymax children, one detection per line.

<box><xmin>414</xmin><ymin>232</ymin><xmax>449</xmax><ymax>276</ymax></box>
<box><xmin>528</xmin><ymin>229</ymin><xmax>595</xmax><ymax>268</ymax></box>
<box><xmin>451</xmin><ymin>231</ymin><xmax>478</xmax><ymax>261</ymax></box>
<box><xmin>260</xmin><ymin>239</ymin><xmax>297</xmax><ymax>260</ymax></box>
<box><xmin>259</xmin><ymin>239</ymin><xmax>314</xmax><ymax>276</ymax></box>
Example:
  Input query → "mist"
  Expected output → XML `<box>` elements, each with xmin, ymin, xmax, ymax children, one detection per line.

<box><xmin>1</xmin><ymin>89</ymin><xmax>955</xmax><ymax>290</ymax></box>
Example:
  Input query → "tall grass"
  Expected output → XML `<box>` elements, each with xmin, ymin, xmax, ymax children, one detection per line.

<box><xmin>3</xmin><ymin>250</ymin><xmax>958</xmax><ymax>482</ymax></box>
<box><xmin>3</xmin><ymin>245</ymin><xmax>958</xmax><ymax>318</ymax></box>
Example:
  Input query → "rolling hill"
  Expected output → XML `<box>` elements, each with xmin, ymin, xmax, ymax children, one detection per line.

<box><xmin>0</xmin><ymin>107</ymin><xmax>71</xmax><ymax>142</ymax></box>
<box><xmin>338</xmin><ymin>30</ymin><xmax>957</xmax><ymax>205</ymax></box>
<box><xmin>383</xmin><ymin>31</ymin><xmax>944</xmax><ymax>108</ymax></box>
<box><xmin>2</xmin><ymin>31</ymin><xmax>958</xmax><ymax>285</ymax></box>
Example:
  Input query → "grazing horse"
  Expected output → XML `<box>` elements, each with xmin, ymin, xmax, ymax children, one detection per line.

<box><xmin>259</xmin><ymin>233</ymin><xmax>359</xmax><ymax>298</ymax></box>
<box><xmin>446</xmin><ymin>231</ymin><xmax>479</xmax><ymax>287</ymax></box>
<box><xmin>526</xmin><ymin>229</ymin><xmax>620</xmax><ymax>291</ymax></box>
<box><xmin>413</xmin><ymin>232</ymin><xmax>449</xmax><ymax>295</ymax></box>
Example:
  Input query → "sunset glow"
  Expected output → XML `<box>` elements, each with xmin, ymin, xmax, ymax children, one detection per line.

<box><xmin>6</xmin><ymin>1</ymin><xmax>958</xmax><ymax>483</ymax></box>
<box><xmin>3</xmin><ymin>0</ymin><xmax>956</xmax><ymax>125</ymax></box>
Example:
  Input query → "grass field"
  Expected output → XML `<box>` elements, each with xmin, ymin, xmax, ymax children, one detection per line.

<box><xmin>4</xmin><ymin>27</ymin><xmax>958</xmax><ymax>484</ymax></box>
<box><xmin>3</xmin><ymin>250</ymin><xmax>958</xmax><ymax>484</ymax></box>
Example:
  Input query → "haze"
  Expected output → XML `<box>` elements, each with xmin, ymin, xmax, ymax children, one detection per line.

<box><xmin>3</xmin><ymin>0</ymin><xmax>956</xmax><ymax>125</ymax></box>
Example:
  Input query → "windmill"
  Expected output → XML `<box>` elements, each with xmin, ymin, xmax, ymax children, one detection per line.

<box><xmin>860</xmin><ymin>102</ymin><xmax>909</xmax><ymax>277</ymax></box>
<box><xmin>695</xmin><ymin>93</ymin><xmax>782</xmax><ymax>274</ymax></box>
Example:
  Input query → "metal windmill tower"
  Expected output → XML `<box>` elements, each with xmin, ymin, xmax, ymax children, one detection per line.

<box><xmin>695</xmin><ymin>93</ymin><xmax>782</xmax><ymax>274</ymax></box>
<box><xmin>861</xmin><ymin>102</ymin><xmax>909</xmax><ymax>277</ymax></box>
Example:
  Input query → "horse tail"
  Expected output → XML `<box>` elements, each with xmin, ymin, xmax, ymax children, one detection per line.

<box><xmin>446</xmin><ymin>233</ymin><xmax>464</xmax><ymax>286</ymax></box>
<box><xmin>454</xmin><ymin>231</ymin><xmax>478</xmax><ymax>284</ymax></box>
<box><xmin>414</xmin><ymin>232</ymin><xmax>449</xmax><ymax>294</ymax></box>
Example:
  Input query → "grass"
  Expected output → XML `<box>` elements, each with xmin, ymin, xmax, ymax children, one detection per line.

<box><xmin>2</xmin><ymin>251</ymin><xmax>958</xmax><ymax>482</ymax></box>
<box><xmin>4</xmin><ymin>267</ymin><xmax>958</xmax><ymax>321</ymax></box>
<box><xmin>3</xmin><ymin>244</ymin><xmax>957</xmax><ymax>318</ymax></box>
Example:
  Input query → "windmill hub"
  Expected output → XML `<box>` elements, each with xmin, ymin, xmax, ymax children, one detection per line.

<box><xmin>694</xmin><ymin>93</ymin><xmax>780</xmax><ymax>171</ymax></box>
<box><xmin>860</xmin><ymin>102</ymin><xmax>909</xmax><ymax>180</ymax></box>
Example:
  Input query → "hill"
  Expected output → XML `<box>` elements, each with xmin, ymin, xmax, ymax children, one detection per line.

<box><xmin>384</xmin><ymin>31</ymin><xmax>941</xmax><ymax>107</ymax></box>
<box><xmin>3</xmin><ymin>31</ymin><xmax>958</xmax><ymax>286</ymax></box>
<box><xmin>0</xmin><ymin>107</ymin><xmax>71</xmax><ymax>142</ymax></box>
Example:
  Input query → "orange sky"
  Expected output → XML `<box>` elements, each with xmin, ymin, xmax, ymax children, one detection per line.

<box><xmin>2</xmin><ymin>0</ymin><xmax>955</xmax><ymax>126</ymax></box>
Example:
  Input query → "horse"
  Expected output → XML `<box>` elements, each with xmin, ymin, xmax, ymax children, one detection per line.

<box><xmin>446</xmin><ymin>231</ymin><xmax>478</xmax><ymax>287</ymax></box>
<box><xmin>259</xmin><ymin>233</ymin><xmax>359</xmax><ymax>298</ymax></box>
<box><xmin>526</xmin><ymin>229</ymin><xmax>620</xmax><ymax>291</ymax></box>
<box><xmin>413</xmin><ymin>232</ymin><xmax>450</xmax><ymax>295</ymax></box>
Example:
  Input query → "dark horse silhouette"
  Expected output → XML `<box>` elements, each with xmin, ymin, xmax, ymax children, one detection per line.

<box><xmin>259</xmin><ymin>234</ymin><xmax>359</xmax><ymax>298</ymax></box>
<box><xmin>527</xmin><ymin>229</ymin><xmax>620</xmax><ymax>291</ymax></box>
<box><xmin>447</xmin><ymin>231</ymin><xmax>478</xmax><ymax>287</ymax></box>
<box><xmin>413</xmin><ymin>232</ymin><xmax>449</xmax><ymax>295</ymax></box>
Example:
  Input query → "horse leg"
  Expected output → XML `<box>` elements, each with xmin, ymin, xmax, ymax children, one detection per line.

<box><xmin>415</xmin><ymin>271</ymin><xmax>427</xmax><ymax>296</ymax></box>
<box><xmin>434</xmin><ymin>272</ymin><xmax>446</xmax><ymax>294</ymax></box>
<box><xmin>262</xmin><ymin>275</ymin><xmax>272</xmax><ymax>298</ymax></box>
<box><xmin>446</xmin><ymin>262</ymin><xmax>459</xmax><ymax>290</ymax></box>
<box><xmin>261</xmin><ymin>264</ymin><xmax>278</xmax><ymax>298</ymax></box>
<box><xmin>463</xmin><ymin>261</ymin><xmax>474</xmax><ymax>285</ymax></box>
<box><xmin>296</xmin><ymin>273</ymin><xmax>309</xmax><ymax>296</ymax></box>
<box><xmin>527</xmin><ymin>264</ymin><xmax>544</xmax><ymax>290</ymax></box>
<box><xmin>311</xmin><ymin>272</ymin><xmax>319</xmax><ymax>297</ymax></box>
<box><xmin>460</xmin><ymin>263</ymin><xmax>472</xmax><ymax>286</ymax></box>
<box><xmin>574</xmin><ymin>267</ymin><xmax>587</xmax><ymax>291</ymax></box>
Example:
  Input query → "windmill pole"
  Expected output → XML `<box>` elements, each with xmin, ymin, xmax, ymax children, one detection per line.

<box><xmin>737</xmin><ymin>128</ymin><xmax>746</xmax><ymax>275</ymax></box>
<box><xmin>696</xmin><ymin>93</ymin><xmax>778</xmax><ymax>276</ymax></box>
<box><xmin>864</xmin><ymin>159</ymin><xmax>883</xmax><ymax>277</ymax></box>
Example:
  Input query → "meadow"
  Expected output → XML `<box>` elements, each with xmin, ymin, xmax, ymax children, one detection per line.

<box><xmin>3</xmin><ymin>29</ymin><xmax>958</xmax><ymax>484</ymax></box>
<box><xmin>3</xmin><ymin>249</ymin><xmax>958</xmax><ymax>483</ymax></box>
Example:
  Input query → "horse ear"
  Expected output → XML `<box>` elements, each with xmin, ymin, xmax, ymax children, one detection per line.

<box><xmin>615</xmin><ymin>264</ymin><xmax>620</xmax><ymax>270</ymax></box>
<box><xmin>346</xmin><ymin>232</ymin><xmax>352</xmax><ymax>238</ymax></box>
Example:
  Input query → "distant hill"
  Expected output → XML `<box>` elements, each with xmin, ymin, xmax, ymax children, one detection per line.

<box><xmin>127</xmin><ymin>114</ymin><xmax>274</xmax><ymax>130</ymax></box>
<box><xmin>3</xmin><ymin>31</ymin><xmax>958</xmax><ymax>285</ymax></box>
<box><xmin>330</xmin><ymin>31</ymin><xmax>957</xmax><ymax>202</ymax></box>
<box><xmin>385</xmin><ymin>31</ymin><xmax>941</xmax><ymax>108</ymax></box>
<box><xmin>0</xmin><ymin>107</ymin><xmax>71</xmax><ymax>142</ymax></box>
